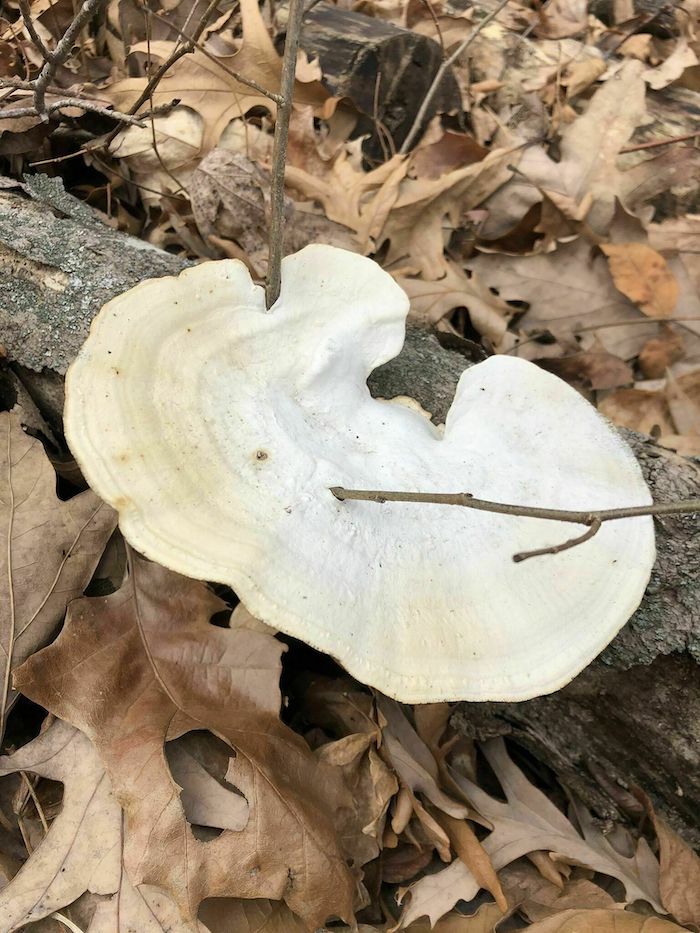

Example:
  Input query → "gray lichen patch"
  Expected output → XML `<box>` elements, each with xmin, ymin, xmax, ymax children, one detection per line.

<box><xmin>0</xmin><ymin>174</ymin><xmax>189</xmax><ymax>374</ymax></box>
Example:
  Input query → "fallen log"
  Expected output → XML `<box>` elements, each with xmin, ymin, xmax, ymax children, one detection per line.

<box><xmin>297</xmin><ymin>2</ymin><xmax>461</xmax><ymax>160</ymax></box>
<box><xmin>1</xmin><ymin>175</ymin><xmax>699</xmax><ymax>845</ymax></box>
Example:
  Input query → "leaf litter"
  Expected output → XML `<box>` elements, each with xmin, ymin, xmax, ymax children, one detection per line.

<box><xmin>1</xmin><ymin>0</ymin><xmax>700</xmax><ymax>927</ymax></box>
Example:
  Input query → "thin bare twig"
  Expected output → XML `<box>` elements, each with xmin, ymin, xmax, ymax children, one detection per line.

<box><xmin>513</xmin><ymin>517</ymin><xmax>601</xmax><ymax>562</ymax></box>
<box><xmin>418</xmin><ymin>0</ymin><xmax>445</xmax><ymax>56</ymax></box>
<box><xmin>330</xmin><ymin>486</ymin><xmax>700</xmax><ymax>561</ymax></box>
<box><xmin>399</xmin><ymin>0</ymin><xmax>511</xmax><ymax>154</ymax></box>
<box><xmin>9</xmin><ymin>0</ymin><xmax>115</xmax><ymax>125</ymax></box>
<box><xmin>18</xmin><ymin>0</ymin><xmax>53</xmax><ymax>61</ymax></box>
<box><xmin>265</xmin><ymin>0</ymin><xmax>305</xmax><ymax>308</ymax></box>
<box><xmin>0</xmin><ymin>98</ymin><xmax>164</xmax><ymax>125</ymax></box>
<box><xmin>621</xmin><ymin>131</ymin><xmax>700</xmax><ymax>153</ymax></box>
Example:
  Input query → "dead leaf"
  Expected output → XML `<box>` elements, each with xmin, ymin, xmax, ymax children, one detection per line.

<box><xmin>500</xmin><ymin>860</ymin><xmax>616</xmax><ymax>921</ymax></box>
<box><xmin>524</xmin><ymin>909</ymin><xmax>688</xmax><ymax>932</ymax></box>
<box><xmin>14</xmin><ymin>553</ymin><xmax>356</xmax><ymax>929</ymax></box>
<box><xmin>0</xmin><ymin>719</ymin><xmax>197</xmax><ymax>932</ymax></box>
<box><xmin>561</xmin><ymin>56</ymin><xmax>608</xmax><ymax>98</ymax></box>
<box><xmin>110</xmin><ymin>107</ymin><xmax>203</xmax><ymax>172</ymax></box>
<box><xmin>379</xmin><ymin>147</ymin><xmax>517</xmax><ymax>278</ymax></box>
<box><xmin>601</xmin><ymin>243</ymin><xmax>679</xmax><ymax>319</ymax></box>
<box><xmin>403</xmin><ymin>901</ymin><xmax>506</xmax><ymax>931</ymax></box>
<box><xmin>535</xmin><ymin>348</ymin><xmax>634</xmax><ymax>390</ymax></box>
<box><xmin>638</xmin><ymin>326</ymin><xmax>684</xmax><ymax>379</ymax></box>
<box><xmin>496</xmin><ymin>61</ymin><xmax>647</xmax><ymax>235</ymax></box>
<box><xmin>382</xmin><ymin>844</ymin><xmax>434</xmax><ymax>883</ymax></box>
<box><xmin>648</xmin><ymin>215</ymin><xmax>700</xmax><ymax>298</ymax></box>
<box><xmin>0</xmin><ymin>412</ymin><xmax>116</xmax><ymax>735</ymax></box>
<box><xmin>466</xmin><ymin>238</ymin><xmax>658</xmax><ymax>359</ymax></box>
<box><xmin>189</xmin><ymin>149</ymin><xmax>269</xmax><ymax>271</ymax></box>
<box><xmin>317</xmin><ymin>731</ymin><xmax>398</xmax><ymax>867</ymax></box>
<box><xmin>107</xmin><ymin>0</ymin><xmax>333</xmax><ymax>151</ymax></box>
<box><xmin>665</xmin><ymin>370</ymin><xmax>700</xmax><ymax>435</ymax></box>
<box><xmin>435</xmin><ymin>811</ymin><xmax>508</xmax><ymax>912</ymax></box>
<box><xmin>638</xmin><ymin>792</ymin><xmax>700</xmax><ymax>929</ymax></box>
<box><xmin>286</xmin><ymin>145</ymin><xmax>409</xmax><ymax>251</ymax></box>
<box><xmin>166</xmin><ymin>731</ymin><xmax>249</xmax><ymax>832</ymax></box>
<box><xmin>397</xmin><ymin>740</ymin><xmax>661</xmax><ymax>928</ymax></box>
<box><xmin>376</xmin><ymin>697</ymin><xmax>469</xmax><ymax>824</ymax></box>
<box><xmin>395</xmin><ymin>260</ymin><xmax>514</xmax><ymax>345</ymax></box>
<box><xmin>643</xmin><ymin>40</ymin><xmax>699</xmax><ymax>89</ymax></box>
<box><xmin>409</xmin><ymin>132</ymin><xmax>489</xmax><ymax>180</ymax></box>
<box><xmin>535</xmin><ymin>0</ymin><xmax>588</xmax><ymax>39</ymax></box>
<box><xmin>199</xmin><ymin>898</ymin><xmax>308</xmax><ymax>932</ymax></box>
<box><xmin>0</xmin><ymin>719</ymin><xmax>120</xmax><ymax>930</ymax></box>
<box><xmin>599</xmin><ymin>388</ymin><xmax>674</xmax><ymax>436</ymax></box>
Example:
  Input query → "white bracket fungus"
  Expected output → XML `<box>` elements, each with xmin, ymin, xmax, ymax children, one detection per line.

<box><xmin>65</xmin><ymin>245</ymin><xmax>655</xmax><ymax>703</ymax></box>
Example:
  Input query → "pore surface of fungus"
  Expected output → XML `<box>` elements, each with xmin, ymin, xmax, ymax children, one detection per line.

<box><xmin>65</xmin><ymin>245</ymin><xmax>655</xmax><ymax>702</ymax></box>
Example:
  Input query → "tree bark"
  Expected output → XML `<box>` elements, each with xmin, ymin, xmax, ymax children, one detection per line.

<box><xmin>1</xmin><ymin>175</ymin><xmax>699</xmax><ymax>844</ymax></box>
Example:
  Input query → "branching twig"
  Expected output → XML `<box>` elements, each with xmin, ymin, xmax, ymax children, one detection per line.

<box><xmin>265</xmin><ymin>0</ymin><xmax>305</xmax><ymax>308</ymax></box>
<box><xmin>33</xmin><ymin>0</ymin><xmax>108</xmax><ymax>113</ymax></box>
<box><xmin>399</xmin><ymin>0</ymin><xmax>511</xmax><ymax>155</ymax></box>
<box><xmin>330</xmin><ymin>486</ymin><xmax>700</xmax><ymax>562</ymax></box>
<box><xmin>7</xmin><ymin>0</ymin><xmax>113</xmax><ymax>124</ymax></box>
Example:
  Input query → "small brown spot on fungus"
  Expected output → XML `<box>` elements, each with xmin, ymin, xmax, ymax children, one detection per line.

<box><xmin>255</xmin><ymin>449</ymin><xmax>269</xmax><ymax>461</ymax></box>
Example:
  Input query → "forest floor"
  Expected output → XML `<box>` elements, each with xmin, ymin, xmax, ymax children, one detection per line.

<box><xmin>0</xmin><ymin>0</ymin><xmax>700</xmax><ymax>929</ymax></box>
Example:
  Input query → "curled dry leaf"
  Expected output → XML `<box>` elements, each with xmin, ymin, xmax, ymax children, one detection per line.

<box><xmin>525</xmin><ymin>909</ymin><xmax>688</xmax><ymax>932</ymax></box>
<box><xmin>483</xmin><ymin>60</ymin><xmax>647</xmax><ymax>236</ymax></box>
<box><xmin>601</xmin><ymin>244</ymin><xmax>680</xmax><ymax>319</ymax></box>
<box><xmin>0</xmin><ymin>719</ymin><xmax>120</xmax><ymax>931</ymax></box>
<box><xmin>14</xmin><ymin>553</ymin><xmax>356</xmax><ymax>930</ymax></box>
<box><xmin>375</xmin><ymin>697</ymin><xmax>469</xmax><ymax>861</ymax></box>
<box><xmin>110</xmin><ymin>108</ymin><xmax>204</xmax><ymax>173</ymax></box>
<box><xmin>643</xmin><ymin>40</ymin><xmax>699</xmax><ymax>90</ymax></box>
<box><xmin>664</xmin><ymin>370</ymin><xmax>700</xmax><ymax>436</ymax></box>
<box><xmin>316</xmin><ymin>730</ymin><xmax>398</xmax><ymax>867</ymax></box>
<box><xmin>0</xmin><ymin>412</ymin><xmax>116</xmax><ymax>735</ymax></box>
<box><xmin>401</xmin><ymin>901</ymin><xmax>506</xmax><ymax>931</ymax></box>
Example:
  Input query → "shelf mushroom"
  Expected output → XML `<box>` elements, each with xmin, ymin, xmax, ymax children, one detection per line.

<box><xmin>64</xmin><ymin>245</ymin><xmax>655</xmax><ymax>703</ymax></box>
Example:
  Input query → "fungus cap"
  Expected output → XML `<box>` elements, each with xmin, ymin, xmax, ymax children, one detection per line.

<box><xmin>64</xmin><ymin>245</ymin><xmax>655</xmax><ymax>703</ymax></box>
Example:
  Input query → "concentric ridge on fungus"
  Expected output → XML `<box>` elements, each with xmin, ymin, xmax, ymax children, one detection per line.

<box><xmin>64</xmin><ymin>244</ymin><xmax>656</xmax><ymax>703</ymax></box>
